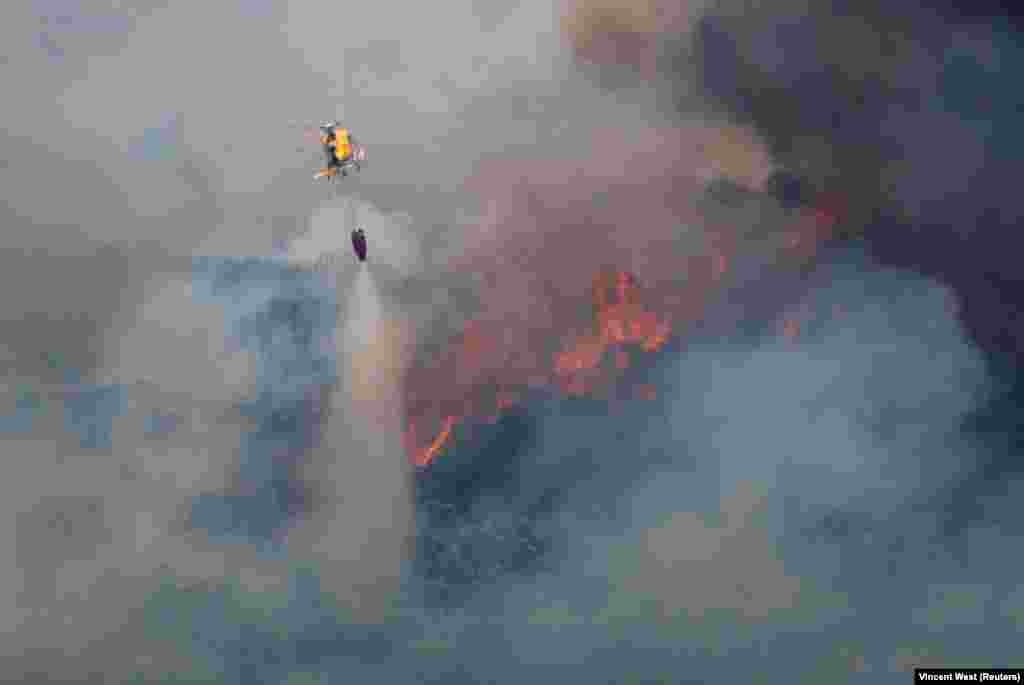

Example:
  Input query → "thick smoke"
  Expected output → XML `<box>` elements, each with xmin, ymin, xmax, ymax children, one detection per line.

<box><xmin>137</xmin><ymin>250</ymin><xmax>1022</xmax><ymax>684</ymax></box>
<box><xmin>2</xmin><ymin>1</ymin><xmax>1022</xmax><ymax>683</ymax></box>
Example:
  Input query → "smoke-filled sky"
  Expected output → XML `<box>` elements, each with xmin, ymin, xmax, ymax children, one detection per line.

<box><xmin>2</xmin><ymin>1</ymin><xmax>1023</xmax><ymax>683</ymax></box>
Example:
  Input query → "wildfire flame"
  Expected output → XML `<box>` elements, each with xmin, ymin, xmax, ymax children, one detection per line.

<box><xmin>554</xmin><ymin>269</ymin><xmax>671</xmax><ymax>396</ymax></box>
<box><xmin>400</xmin><ymin>128</ymin><xmax>841</xmax><ymax>469</ymax></box>
<box><xmin>409</xmin><ymin>416</ymin><xmax>458</xmax><ymax>468</ymax></box>
<box><xmin>404</xmin><ymin>267</ymin><xmax>680</xmax><ymax>466</ymax></box>
<box><xmin>402</xmin><ymin>213</ymin><xmax>837</xmax><ymax>467</ymax></box>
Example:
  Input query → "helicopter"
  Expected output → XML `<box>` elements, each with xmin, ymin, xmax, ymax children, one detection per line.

<box><xmin>313</xmin><ymin>120</ymin><xmax>367</xmax><ymax>180</ymax></box>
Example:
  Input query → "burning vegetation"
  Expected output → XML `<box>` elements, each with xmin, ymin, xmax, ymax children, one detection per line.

<box><xmin>400</xmin><ymin>129</ymin><xmax>845</xmax><ymax>469</ymax></box>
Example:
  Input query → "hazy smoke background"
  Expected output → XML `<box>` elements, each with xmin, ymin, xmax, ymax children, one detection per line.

<box><xmin>1</xmin><ymin>0</ymin><xmax>1022</xmax><ymax>683</ymax></box>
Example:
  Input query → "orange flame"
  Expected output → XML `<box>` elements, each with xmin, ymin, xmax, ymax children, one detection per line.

<box><xmin>404</xmin><ymin>268</ymin><xmax>683</xmax><ymax>464</ymax></box>
<box><xmin>554</xmin><ymin>269</ymin><xmax>672</xmax><ymax>396</ymax></box>
<box><xmin>412</xmin><ymin>416</ymin><xmax>458</xmax><ymax>468</ymax></box>
<box><xmin>401</xmin><ymin>128</ymin><xmax>837</xmax><ymax>469</ymax></box>
<box><xmin>403</xmin><ymin>229</ymin><xmax>823</xmax><ymax>466</ymax></box>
